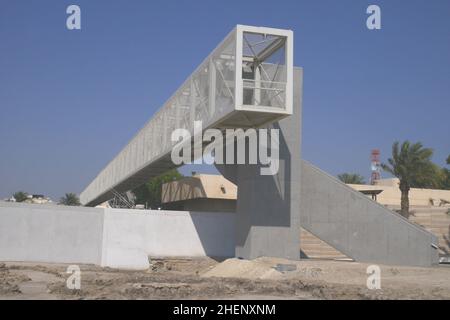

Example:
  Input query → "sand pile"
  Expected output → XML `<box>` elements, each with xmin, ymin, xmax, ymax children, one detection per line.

<box><xmin>201</xmin><ymin>257</ymin><xmax>300</xmax><ymax>280</ymax></box>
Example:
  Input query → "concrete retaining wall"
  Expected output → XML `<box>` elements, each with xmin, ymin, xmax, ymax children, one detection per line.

<box><xmin>0</xmin><ymin>202</ymin><xmax>104</xmax><ymax>265</ymax></box>
<box><xmin>300</xmin><ymin>161</ymin><xmax>440</xmax><ymax>267</ymax></box>
<box><xmin>101</xmin><ymin>209</ymin><xmax>235</xmax><ymax>269</ymax></box>
<box><xmin>0</xmin><ymin>202</ymin><xmax>235</xmax><ymax>269</ymax></box>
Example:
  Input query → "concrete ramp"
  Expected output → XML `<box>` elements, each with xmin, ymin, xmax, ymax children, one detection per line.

<box><xmin>300</xmin><ymin>160</ymin><xmax>439</xmax><ymax>267</ymax></box>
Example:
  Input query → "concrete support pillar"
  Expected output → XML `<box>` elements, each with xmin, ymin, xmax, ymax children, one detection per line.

<box><xmin>216</xmin><ymin>67</ymin><xmax>303</xmax><ymax>260</ymax></box>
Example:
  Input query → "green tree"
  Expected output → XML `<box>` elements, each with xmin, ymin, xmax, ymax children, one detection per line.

<box><xmin>133</xmin><ymin>169</ymin><xmax>183</xmax><ymax>209</ymax></box>
<box><xmin>337</xmin><ymin>173</ymin><xmax>366</xmax><ymax>184</ymax></box>
<box><xmin>13</xmin><ymin>191</ymin><xmax>28</xmax><ymax>202</ymax></box>
<box><xmin>59</xmin><ymin>193</ymin><xmax>81</xmax><ymax>206</ymax></box>
<box><xmin>381</xmin><ymin>141</ymin><xmax>435</xmax><ymax>218</ymax></box>
<box><xmin>412</xmin><ymin>156</ymin><xmax>450</xmax><ymax>191</ymax></box>
<box><xmin>447</xmin><ymin>155</ymin><xmax>450</xmax><ymax>165</ymax></box>
<box><xmin>414</xmin><ymin>163</ymin><xmax>447</xmax><ymax>189</ymax></box>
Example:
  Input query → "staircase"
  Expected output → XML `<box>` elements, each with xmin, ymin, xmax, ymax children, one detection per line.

<box><xmin>300</xmin><ymin>207</ymin><xmax>450</xmax><ymax>260</ymax></box>
<box><xmin>300</xmin><ymin>228</ymin><xmax>348</xmax><ymax>260</ymax></box>
<box><xmin>408</xmin><ymin>207</ymin><xmax>450</xmax><ymax>256</ymax></box>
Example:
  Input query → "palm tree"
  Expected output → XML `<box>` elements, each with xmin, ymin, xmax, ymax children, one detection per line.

<box><xmin>381</xmin><ymin>141</ymin><xmax>435</xmax><ymax>218</ymax></box>
<box><xmin>337</xmin><ymin>173</ymin><xmax>366</xmax><ymax>184</ymax></box>
<box><xmin>59</xmin><ymin>193</ymin><xmax>81</xmax><ymax>206</ymax></box>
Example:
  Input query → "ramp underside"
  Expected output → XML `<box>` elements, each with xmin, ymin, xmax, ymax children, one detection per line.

<box><xmin>81</xmin><ymin>108</ymin><xmax>291</xmax><ymax>207</ymax></box>
<box><xmin>86</xmin><ymin>153</ymin><xmax>177</xmax><ymax>207</ymax></box>
<box><xmin>300</xmin><ymin>160</ymin><xmax>439</xmax><ymax>267</ymax></box>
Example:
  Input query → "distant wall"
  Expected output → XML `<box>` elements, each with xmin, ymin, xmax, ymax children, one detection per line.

<box><xmin>349</xmin><ymin>183</ymin><xmax>450</xmax><ymax>207</ymax></box>
<box><xmin>0</xmin><ymin>202</ymin><xmax>235</xmax><ymax>269</ymax></box>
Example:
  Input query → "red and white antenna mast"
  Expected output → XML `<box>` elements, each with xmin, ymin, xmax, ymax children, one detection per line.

<box><xmin>370</xmin><ymin>149</ymin><xmax>381</xmax><ymax>185</ymax></box>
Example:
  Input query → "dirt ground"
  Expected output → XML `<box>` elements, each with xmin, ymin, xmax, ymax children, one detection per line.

<box><xmin>1</xmin><ymin>257</ymin><xmax>449</xmax><ymax>300</ymax></box>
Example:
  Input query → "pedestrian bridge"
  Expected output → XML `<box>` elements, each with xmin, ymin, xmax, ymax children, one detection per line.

<box><xmin>80</xmin><ymin>25</ymin><xmax>294</xmax><ymax>206</ymax></box>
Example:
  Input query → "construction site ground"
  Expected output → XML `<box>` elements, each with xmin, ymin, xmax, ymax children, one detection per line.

<box><xmin>1</xmin><ymin>257</ymin><xmax>449</xmax><ymax>300</ymax></box>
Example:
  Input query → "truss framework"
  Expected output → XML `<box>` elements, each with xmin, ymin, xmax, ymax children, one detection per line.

<box><xmin>81</xmin><ymin>25</ymin><xmax>294</xmax><ymax>206</ymax></box>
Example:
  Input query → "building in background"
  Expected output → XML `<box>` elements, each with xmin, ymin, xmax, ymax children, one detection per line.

<box><xmin>3</xmin><ymin>194</ymin><xmax>53</xmax><ymax>205</ymax></box>
<box><xmin>161</xmin><ymin>174</ymin><xmax>236</xmax><ymax>212</ymax></box>
<box><xmin>349</xmin><ymin>178</ymin><xmax>450</xmax><ymax>208</ymax></box>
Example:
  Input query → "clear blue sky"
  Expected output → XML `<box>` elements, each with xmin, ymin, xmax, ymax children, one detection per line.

<box><xmin>1</xmin><ymin>0</ymin><xmax>449</xmax><ymax>200</ymax></box>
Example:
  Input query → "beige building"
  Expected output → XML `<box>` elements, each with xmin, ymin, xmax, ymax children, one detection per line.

<box><xmin>349</xmin><ymin>178</ymin><xmax>450</xmax><ymax>208</ymax></box>
<box><xmin>161</xmin><ymin>174</ymin><xmax>237</xmax><ymax>212</ymax></box>
<box><xmin>23</xmin><ymin>195</ymin><xmax>53</xmax><ymax>205</ymax></box>
<box><xmin>162</xmin><ymin>175</ymin><xmax>450</xmax><ymax>258</ymax></box>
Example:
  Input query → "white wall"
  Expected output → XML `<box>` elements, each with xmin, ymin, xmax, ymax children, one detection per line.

<box><xmin>0</xmin><ymin>202</ymin><xmax>104</xmax><ymax>265</ymax></box>
<box><xmin>0</xmin><ymin>202</ymin><xmax>235</xmax><ymax>269</ymax></box>
<box><xmin>101</xmin><ymin>209</ymin><xmax>235</xmax><ymax>269</ymax></box>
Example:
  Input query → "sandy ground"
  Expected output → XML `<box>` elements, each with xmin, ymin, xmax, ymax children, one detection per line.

<box><xmin>1</xmin><ymin>257</ymin><xmax>449</xmax><ymax>300</ymax></box>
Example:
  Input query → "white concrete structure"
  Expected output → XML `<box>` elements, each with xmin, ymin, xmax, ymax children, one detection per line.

<box><xmin>0</xmin><ymin>202</ymin><xmax>235</xmax><ymax>269</ymax></box>
<box><xmin>300</xmin><ymin>162</ymin><xmax>439</xmax><ymax>267</ymax></box>
<box><xmin>101</xmin><ymin>209</ymin><xmax>235</xmax><ymax>269</ymax></box>
<box><xmin>81</xmin><ymin>25</ymin><xmax>294</xmax><ymax>207</ymax></box>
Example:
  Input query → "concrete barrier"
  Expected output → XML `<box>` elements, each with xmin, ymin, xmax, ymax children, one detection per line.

<box><xmin>101</xmin><ymin>209</ymin><xmax>235</xmax><ymax>269</ymax></box>
<box><xmin>0</xmin><ymin>202</ymin><xmax>104</xmax><ymax>265</ymax></box>
<box><xmin>300</xmin><ymin>161</ymin><xmax>440</xmax><ymax>267</ymax></box>
<box><xmin>0</xmin><ymin>202</ymin><xmax>235</xmax><ymax>269</ymax></box>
